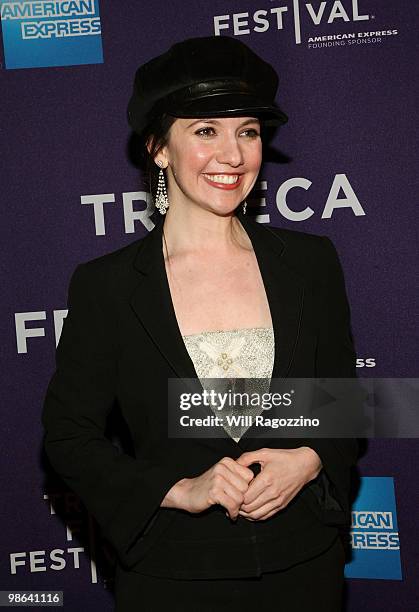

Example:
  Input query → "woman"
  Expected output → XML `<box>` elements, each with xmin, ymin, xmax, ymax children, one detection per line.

<box><xmin>42</xmin><ymin>36</ymin><xmax>358</xmax><ymax>611</ymax></box>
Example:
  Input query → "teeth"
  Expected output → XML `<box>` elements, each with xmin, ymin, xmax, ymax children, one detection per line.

<box><xmin>204</xmin><ymin>174</ymin><xmax>239</xmax><ymax>184</ymax></box>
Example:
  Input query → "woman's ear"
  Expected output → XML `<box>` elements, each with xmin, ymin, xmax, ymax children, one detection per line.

<box><xmin>155</xmin><ymin>148</ymin><xmax>169</xmax><ymax>169</ymax></box>
<box><xmin>146</xmin><ymin>135</ymin><xmax>169</xmax><ymax>167</ymax></box>
<box><xmin>154</xmin><ymin>156</ymin><xmax>168</xmax><ymax>169</ymax></box>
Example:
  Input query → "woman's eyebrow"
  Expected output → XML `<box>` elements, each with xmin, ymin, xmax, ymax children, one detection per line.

<box><xmin>186</xmin><ymin>118</ymin><xmax>260</xmax><ymax>129</ymax></box>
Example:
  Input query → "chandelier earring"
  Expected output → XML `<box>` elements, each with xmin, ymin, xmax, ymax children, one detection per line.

<box><xmin>242</xmin><ymin>201</ymin><xmax>247</xmax><ymax>215</ymax></box>
<box><xmin>155</xmin><ymin>160</ymin><xmax>169</xmax><ymax>215</ymax></box>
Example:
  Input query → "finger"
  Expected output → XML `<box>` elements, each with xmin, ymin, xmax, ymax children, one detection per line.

<box><xmin>212</xmin><ymin>473</ymin><xmax>246</xmax><ymax>514</ymax></box>
<box><xmin>240</xmin><ymin>498</ymin><xmax>280</xmax><ymax>518</ymax></box>
<box><xmin>232</xmin><ymin>462</ymin><xmax>256</xmax><ymax>484</ymax></box>
<box><xmin>259</xmin><ymin>507</ymin><xmax>283</xmax><ymax>521</ymax></box>
<box><xmin>239</xmin><ymin>498</ymin><xmax>282</xmax><ymax>521</ymax></box>
<box><xmin>216</xmin><ymin>461</ymin><xmax>253</xmax><ymax>493</ymax></box>
<box><xmin>216</xmin><ymin>490</ymin><xmax>241</xmax><ymax>520</ymax></box>
<box><xmin>209</xmin><ymin>475</ymin><xmax>243</xmax><ymax>519</ymax></box>
<box><xmin>221</xmin><ymin>479</ymin><xmax>245</xmax><ymax>508</ymax></box>
<box><xmin>241</xmin><ymin>506</ymin><xmax>281</xmax><ymax>522</ymax></box>
<box><xmin>220</xmin><ymin>456</ymin><xmax>255</xmax><ymax>482</ymax></box>
<box><xmin>236</xmin><ymin>450</ymin><xmax>267</xmax><ymax>467</ymax></box>
<box><xmin>240</xmin><ymin>488</ymin><xmax>278</xmax><ymax>513</ymax></box>
<box><xmin>242</xmin><ymin>473</ymin><xmax>273</xmax><ymax>505</ymax></box>
<box><xmin>242</xmin><ymin>482</ymin><xmax>266</xmax><ymax>505</ymax></box>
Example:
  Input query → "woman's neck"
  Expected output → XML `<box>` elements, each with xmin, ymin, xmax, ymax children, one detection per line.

<box><xmin>161</xmin><ymin>203</ymin><xmax>252</xmax><ymax>259</ymax></box>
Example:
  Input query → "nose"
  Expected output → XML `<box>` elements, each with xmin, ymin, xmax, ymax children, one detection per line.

<box><xmin>215</xmin><ymin>134</ymin><xmax>245</xmax><ymax>168</ymax></box>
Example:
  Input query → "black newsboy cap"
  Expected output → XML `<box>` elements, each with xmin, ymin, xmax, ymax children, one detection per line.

<box><xmin>127</xmin><ymin>36</ymin><xmax>288</xmax><ymax>139</ymax></box>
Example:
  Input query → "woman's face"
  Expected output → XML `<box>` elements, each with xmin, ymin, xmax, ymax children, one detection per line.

<box><xmin>155</xmin><ymin>116</ymin><xmax>263</xmax><ymax>216</ymax></box>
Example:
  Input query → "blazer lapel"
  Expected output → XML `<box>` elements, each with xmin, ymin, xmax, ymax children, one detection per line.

<box><xmin>236</xmin><ymin>209</ymin><xmax>306</xmax><ymax>384</ymax></box>
<box><xmin>234</xmin><ymin>210</ymin><xmax>306</xmax><ymax>448</ymax></box>
<box><xmin>130</xmin><ymin>210</ymin><xmax>306</xmax><ymax>451</ymax></box>
<box><xmin>130</xmin><ymin>213</ymin><xmax>200</xmax><ymax>387</ymax></box>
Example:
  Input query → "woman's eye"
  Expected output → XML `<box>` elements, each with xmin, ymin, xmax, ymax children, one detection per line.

<box><xmin>195</xmin><ymin>127</ymin><xmax>215</xmax><ymax>137</ymax></box>
<box><xmin>194</xmin><ymin>127</ymin><xmax>260</xmax><ymax>138</ymax></box>
<box><xmin>241</xmin><ymin>129</ymin><xmax>260</xmax><ymax>138</ymax></box>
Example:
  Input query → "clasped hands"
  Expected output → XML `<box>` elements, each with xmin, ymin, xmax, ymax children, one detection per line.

<box><xmin>166</xmin><ymin>446</ymin><xmax>323</xmax><ymax>522</ymax></box>
<box><xmin>233</xmin><ymin>446</ymin><xmax>322</xmax><ymax>521</ymax></box>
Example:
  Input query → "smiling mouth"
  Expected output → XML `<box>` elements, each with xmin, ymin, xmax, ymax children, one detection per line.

<box><xmin>203</xmin><ymin>174</ymin><xmax>241</xmax><ymax>185</ymax></box>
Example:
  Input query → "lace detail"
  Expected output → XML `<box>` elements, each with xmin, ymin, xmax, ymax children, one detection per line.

<box><xmin>182</xmin><ymin>327</ymin><xmax>275</xmax><ymax>441</ymax></box>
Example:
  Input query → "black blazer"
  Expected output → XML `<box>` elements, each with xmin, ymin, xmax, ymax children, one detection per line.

<box><xmin>42</xmin><ymin>209</ymin><xmax>358</xmax><ymax>580</ymax></box>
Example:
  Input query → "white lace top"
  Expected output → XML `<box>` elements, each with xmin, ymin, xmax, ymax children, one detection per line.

<box><xmin>182</xmin><ymin>327</ymin><xmax>275</xmax><ymax>441</ymax></box>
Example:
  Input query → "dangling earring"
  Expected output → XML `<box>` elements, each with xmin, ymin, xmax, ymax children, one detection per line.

<box><xmin>242</xmin><ymin>201</ymin><xmax>247</xmax><ymax>215</ymax></box>
<box><xmin>155</xmin><ymin>161</ymin><xmax>169</xmax><ymax>215</ymax></box>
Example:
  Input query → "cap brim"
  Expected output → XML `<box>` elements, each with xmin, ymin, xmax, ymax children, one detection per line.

<box><xmin>165</xmin><ymin>92</ymin><xmax>288</xmax><ymax>125</ymax></box>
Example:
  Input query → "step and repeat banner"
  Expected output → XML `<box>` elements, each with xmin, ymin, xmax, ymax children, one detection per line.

<box><xmin>1</xmin><ymin>1</ymin><xmax>417</xmax><ymax>610</ymax></box>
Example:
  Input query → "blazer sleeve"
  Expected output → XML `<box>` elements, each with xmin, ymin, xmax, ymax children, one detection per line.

<box><xmin>42</xmin><ymin>263</ymin><xmax>185</xmax><ymax>568</ymax></box>
<box><xmin>299</xmin><ymin>236</ymin><xmax>359</xmax><ymax>525</ymax></box>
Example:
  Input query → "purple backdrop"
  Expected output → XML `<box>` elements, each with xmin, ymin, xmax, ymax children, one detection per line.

<box><xmin>1</xmin><ymin>1</ymin><xmax>418</xmax><ymax>609</ymax></box>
